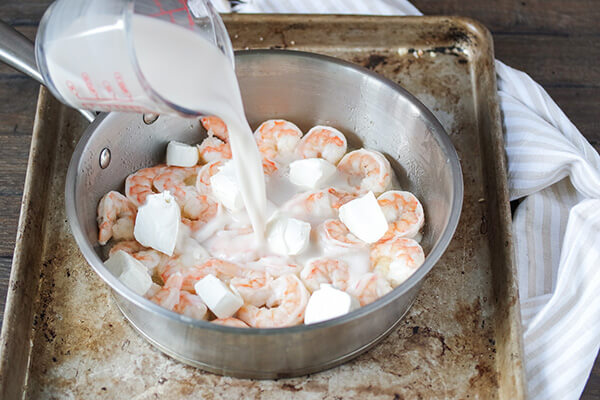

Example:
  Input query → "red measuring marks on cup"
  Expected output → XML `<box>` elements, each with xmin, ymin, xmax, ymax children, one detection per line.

<box><xmin>66</xmin><ymin>72</ymin><xmax>134</xmax><ymax>102</ymax></box>
<box><xmin>150</xmin><ymin>0</ymin><xmax>195</xmax><ymax>27</ymax></box>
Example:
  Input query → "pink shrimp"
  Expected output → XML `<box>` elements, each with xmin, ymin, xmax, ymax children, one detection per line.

<box><xmin>211</xmin><ymin>317</ymin><xmax>249</xmax><ymax>328</ymax></box>
<box><xmin>347</xmin><ymin>272</ymin><xmax>393</xmax><ymax>306</ymax></box>
<box><xmin>195</xmin><ymin>160</ymin><xmax>224</xmax><ymax>194</ymax></box>
<box><xmin>201</xmin><ymin>116</ymin><xmax>228</xmax><ymax>142</ymax></box>
<box><xmin>109</xmin><ymin>240</ymin><xmax>168</xmax><ymax>272</ymax></box>
<box><xmin>153</xmin><ymin>166</ymin><xmax>217</xmax><ymax>221</ymax></box>
<box><xmin>254</xmin><ymin>119</ymin><xmax>303</xmax><ymax>162</ymax></box>
<box><xmin>151</xmin><ymin>273</ymin><xmax>207</xmax><ymax>320</ymax></box>
<box><xmin>197</xmin><ymin>136</ymin><xmax>232</xmax><ymax>164</ymax></box>
<box><xmin>261</xmin><ymin>157</ymin><xmax>279</xmax><ymax>176</ymax></box>
<box><xmin>282</xmin><ymin>189</ymin><xmax>337</xmax><ymax>222</ymax></box>
<box><xmin>204</xmin><ymin>227</ymin><xmax>260</xmax><ymax>263</ymax></box>
<box><xmin>158</xmin><ymin>257</ymin><xmax>242</xmax><ymax>292</ymax></box>
<box><xmin>370</xmin><ymin>237</ymin><xmax>425</xmax><ymax>287</ymax></box>
<box><xmin>125</xmin><ymin>165</ymin><xmax>166</xmax><ymax>207</ymax></box>
<box><xmin>318</xmin><ymin>219</ymin><xmax>364</xmax><ymax>249</ymax></box>
<box><xmin>300</xmin><ymin>258</ymin><xmax>350</xmax><ymax>292</ymax></box>
<box><xmin>97</xmin><ymin>191</ymin><xmax>137</xmax><ymax>245</ymax></box>
<box><xmin>180</xmin><ymin>206</ymin><xmax>219</xmax><ymax>237</ymax></box>
<box><xmin>174</xmin><ymin>291</ymin><xmax>209</xmax><ymax>320</ymax></box>
<box><xmin>296</xmin><ymin>125</ymin><xmax>347</xmax><ymax>165</ymax></box>
<box><xmin>237</xmin><ymin>274</ymin><xmax>310</xmax><ymax>328</ymax></box>
<box><xmin>377</xmin><ymin>190</ymin><xmax>424</xmax><ymax>241</ymax></box>
<box><xmin>246</xmin><ymin>256</ymin><xmax>302</xmax><ymax>277</ymax></box>
<box><xmin>326</xmin><ymin>187</ymin><xmax>358</xmax><ymax>209</ymax></box>
<box><xmin>230</xmin><ymin>270</ymin><xmax>274</xmax><ymax>307</ymax></box>
<box><xmin>337</xmin><ymin>149</ymin><xmax>392</xmax><ymax>195</ymax></box>
<box><xmin>153</xmin><ymin>165</ymin><xmax>199</xmax><ymax>198</ymax></box>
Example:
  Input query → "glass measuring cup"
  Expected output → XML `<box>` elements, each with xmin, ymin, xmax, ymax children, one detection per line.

<box><xmin>35</xmin><ymin>0</ymin><xmax>234</xmax><ymax>116</ymax></box>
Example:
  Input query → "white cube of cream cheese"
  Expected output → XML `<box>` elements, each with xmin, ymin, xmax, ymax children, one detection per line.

<box><xmin>194</xmin><ymin>274</ymin><xmax>244</xmax><ymax>319</ymax></box>
<box><xmin>210</xmin><ymin>160</ymin><xmax>245</xmax><ymax>212</ymax></box>
<box><xmin>166</xmin><ymin>141</ymin><xmax>199</xmax><ymax>167</ymax></box>
<box><xmin>304</xmin><ymin>284</ymin><xmax>359</xmax><ymax>324</ymax></box>
<box><xmin>266</xmin><ymin>216</ymin><xmax>311</xmax><ymax>256</ymax></box>
<box><xmin>288</xmin><ymin>158</ymin><xmax>336</xmax><ymax>189</ymax></box>
<box><xmin>104</xmin><ymin>250</ymin><xmax>153</xmax><ymax>296</ymax></box>
<box><xmin>339</xmin><ymin>191</ymin><xmax>388</xmax><ymax>243</ymax></box>
<box><xmin>134</xmin><ymin>191</ymin><xmax>180</xmax><ymax>256</ymax></box>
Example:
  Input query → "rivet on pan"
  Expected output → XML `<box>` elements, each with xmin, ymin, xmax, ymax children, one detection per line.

<box><xmin>99</xmin><ymin>148</ymin><xmax>111</xmax><ymax>169</ymax></box>
<box><xmin>143</xmin><ymin>113</ymin><xmax>159</xmax><ymax>125</ymax></box>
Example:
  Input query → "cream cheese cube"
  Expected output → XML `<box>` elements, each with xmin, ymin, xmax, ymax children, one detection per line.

<box><xmin>304</xmin><ymin>284</ymin><xmax>359</xmax><ymax>324</ymax></box>
<box><xmin>104</xmin><ymin>250</ymin><xmax>153</xmax><ymax>296</ymax></box>
<box><xmin>194</xmin><ymin>274</ymin><xmax>244</xmax><ymax>319</ymax></box>
<box><xmin>133</xmin><ymin>191</ymin><xmax>180</xmax><ymax>256</ymax></box>
<box><xmin>266</xmin><ymin>216</ymin><xmax>311</xmax><ymax>256</ymax></box>
<box><xmin>288</xmin><ymin>158</ymin><xmax>336</xmax><ymax>189</ymax></box>
<box><xmin>339</xmin><ymin>191</ymin><xmax>388</xmax><ymax>243</ymax></box>
<box><xmin>209</xmin><ymin>160</ymin><xmax>245</xmax><ymax>212</ymax></box>
<box><xmin>166</xmin><ymin>141</ymin><xmax>199</xmax><ymax>167</ymax></box>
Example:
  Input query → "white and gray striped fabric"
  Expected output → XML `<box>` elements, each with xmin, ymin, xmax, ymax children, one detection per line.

<box><xmin>221</xmin><ymin>1</ymin><xmax>600</xmax><ymax>398</ymax></box>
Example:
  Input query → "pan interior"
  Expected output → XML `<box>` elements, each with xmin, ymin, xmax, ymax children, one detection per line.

<box><xmin>71</xmin><ymin>50</ymin><xmax>459</xmax><ymax>325</ymax></box>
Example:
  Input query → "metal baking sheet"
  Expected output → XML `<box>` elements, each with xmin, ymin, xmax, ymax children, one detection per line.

<box><xmin>0</xmin><ymin>15</ymin><xmax>525</xmax><ymax>399</ymax></box>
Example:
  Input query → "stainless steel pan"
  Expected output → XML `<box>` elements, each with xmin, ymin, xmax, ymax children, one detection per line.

<box><xmin>0</xmin><ymin>21</ymin><xmax>462</xmax><ymax>378</ymax></box>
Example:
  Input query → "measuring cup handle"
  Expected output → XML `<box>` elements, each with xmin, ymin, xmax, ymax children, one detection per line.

<box><xmin>0</xmin><ymin>20</ymin><xmax>95</xmax><ymax>122</ymax></box>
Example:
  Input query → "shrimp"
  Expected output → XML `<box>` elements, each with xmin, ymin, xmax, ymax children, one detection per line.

<box><xmin>377</xmin><ymin>190</ymin><xmax>424</xmax><ymax>240</ymax></box>
<box><xmin>318</xmin><ymin>219</ymin><xmax>364</xmax><ymax>249</ymax></box>
<box><xmin>327</xmin><ymin>188</ymin><xmax>357</xmax><ymax>209</ymax></box>
<box><xmin>370</xmin><ymin>237</ymin><xmax>425</xmax><ymax>287</ymax></box>
<box><xmin>296</xmin><ymin>125</ymin><xmax>347</xmax><ymax>165</ymax></box>
<box><xmin>282</xmin><ymin>189</ymin><xmax>337</xmax><ymax>222</ymax></box>
<box><xmin>109</xmin><ymin>240</ymin><xmax>168</xmax><ymax>273</ymax></box>
<box><xmin>204</xmin><ymin>228</ymin><xmax>261</xmax><ymax>263</ymax></box>
<box><xmin>300</xmin><ymin>258</ymin><xmax>350</xmax><ymax>292</ymax></box>
<box><xmin>282</xmin><ymin>188</ymin><xmax>355</xmax><ymax>223</ymax></box>
<box><xmin>153</xmin><ymin>166</ymin><xmax>217</xmax><ymax>221</ymax></box>
<box><xmin>158</xmin><ymin>257</ymin><xmax>242</xmax><ymax>292</ymax></box>
<box><xmin>180</xmin><ymin>202</ymin><xmax>219</xmax><ymax>232</ymax></box>
<box><xmin>151</xmin><ymin>273</ymin><xmax>208</xmax><ymax>320</ymax></box>
<box><xmin>125</xmin><ymin>165</ymin><xmax>166</xmax><ymax>206</ymax></box>
<box><xmin>246</xmin><ymin>256</ymin><xmax>302</xmax><ymax>277</ymax></box>
<box><xmin>337</xmin><ymin>149</ymin><xmax>392</xmax><ymax>195</ymax></box>
<box><xmin>347</xmin><ymin>272</ymin><xmax>392</xmax><ymax>306</ymax></box>
<box><xmin>151</xmin><ymin>273</ymin><xmax>182</xmax><ymax>310</ymax></box>
<box><xmin>261</xmin><ymin>157</ymin><xmax>279</xmax><ymax>176</ymax></box>
<box><xmin>230</xmin><ymin>258</ymin><xmax>301</xmax><ymax>306</ymax></box>
<box><xmin>97</xmin><ymin>191</ymin><xmax>137</xmax><ymax>245</ymax></box>
<box><xmin>254</xmin><ymin>119</ymin><xmax>303</xmax><ymax>162</ymax></box>
<box><xmin>230</xmin><ymin>270</ymin><xmax>274</xmax><ymax>307</ymax></box>
<box><xmin>201</xmin><ymin>116</ymin><xmax>228</xmax><ymax>142</ymax></box>
<box><xmin>197</xmin><ymin>136</ymin><xmax>232</xmax><ymax>164</ymax></box>
<box><xmin>174</xmin><ymin>291</ymin><xmax>209</xmax><ymax>320</ymax></box>
<box><xmin>153</xmin><ymin>165</ymin><xmax>199</xmax><ymax>198</ymax></box>
<box><xmin>211</xmin><ymin>317</ymin><xmax>249</xmax><ymax>328</ymax></box>
<box><xmin>237</xmin><ymin>274</ymin><xmax>310</xmax><ymax>328</ymax></box>
<box><xmin>195</xmin><ymin>160</ymin><xmax>224</xmax><ymax>194</ymax></box>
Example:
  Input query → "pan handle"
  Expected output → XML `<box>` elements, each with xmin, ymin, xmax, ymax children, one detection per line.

<box><xmin>0</xmin><ymin>20</ymin><xmax>95</xmax><ymax>122</ymax></box>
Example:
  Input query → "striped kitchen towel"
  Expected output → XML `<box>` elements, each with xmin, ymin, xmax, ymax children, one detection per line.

<box><xmin>224</xmin><ymin>1</ymin><xmax>600</xmax><ymax>399</ymax></box>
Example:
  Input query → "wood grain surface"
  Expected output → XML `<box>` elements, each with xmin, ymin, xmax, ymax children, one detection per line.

<box><xmin>0</xmin><ymin>0</ymin><xmax>598</xmax><ymax>397</ymax></box>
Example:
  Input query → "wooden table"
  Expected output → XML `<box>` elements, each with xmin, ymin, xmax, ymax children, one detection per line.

<box><xmin>0</xmin><ymin>1</ymin><xmax>598</xmax><ymax>397</ymax></box>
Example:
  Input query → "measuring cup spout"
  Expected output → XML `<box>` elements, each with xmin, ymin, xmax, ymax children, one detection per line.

<box><xmin>0</xmin><ymin>20</ymin><xmax>95</xmax><ymax>122</ymax></box>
